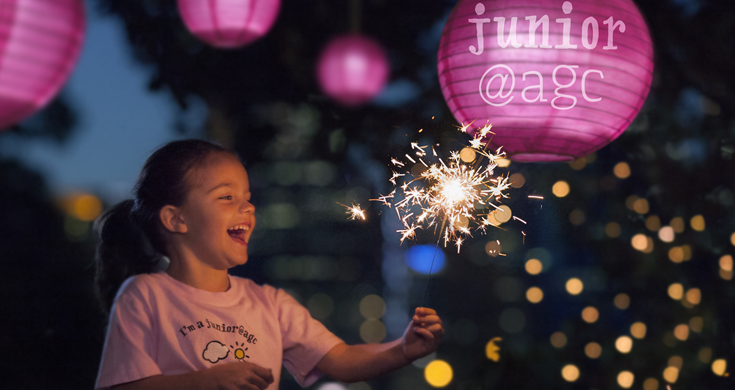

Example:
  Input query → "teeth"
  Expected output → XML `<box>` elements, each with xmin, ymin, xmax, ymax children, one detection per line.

<box><xmin>228</xmin><ymin>224</ymin><xmax>250</xmax><ymax>232</ymax></box>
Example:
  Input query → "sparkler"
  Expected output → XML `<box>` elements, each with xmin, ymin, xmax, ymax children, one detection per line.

<box><xmin>338</xmin><ymin>202</ymin><xmax>366</xmax><ymax>221</ymax></box>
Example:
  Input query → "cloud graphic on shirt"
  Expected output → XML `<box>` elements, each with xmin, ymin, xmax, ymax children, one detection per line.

<box><xmin>202</xmin><ymin>340</ymin><xmax>229</xmax><ymax>363</ymax></box>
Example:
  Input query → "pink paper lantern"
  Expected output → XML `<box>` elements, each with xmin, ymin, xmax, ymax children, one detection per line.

<box><xmin>0</xmin><ymin>0</ymin><xmax>85</xmax><ymax>131</ymax></box>
<box><xmin>438</xmin><ymin>0</ymin><xmax>654</xmax><ymax>162</ymax></box>
<box><xmin>177</xmin><ymin>0</ymin><xmax>281</xmax><ymax>49</ymax></box>
<box><xmin>317</xmin><ymin>34</ymin><xmax>390</xmax><ymax>106</ymax></box>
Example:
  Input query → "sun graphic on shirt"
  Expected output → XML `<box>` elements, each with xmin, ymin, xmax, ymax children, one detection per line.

<box><xmin>230</xmin><ymin>341</ymin><xmax>249</xmax><ymax>361</ymax></box>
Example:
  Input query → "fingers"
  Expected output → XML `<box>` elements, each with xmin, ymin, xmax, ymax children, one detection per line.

<box><xmin>250</xmin><ymin>364</ymin><xmax>275</xmax><ymax>384</ymax></box>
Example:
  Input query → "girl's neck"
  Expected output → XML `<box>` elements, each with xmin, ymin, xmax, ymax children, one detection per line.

<box><xmin>166</xmin><ymin>258</ymin><xmax>230</xmax><ymax>293</ymax></box>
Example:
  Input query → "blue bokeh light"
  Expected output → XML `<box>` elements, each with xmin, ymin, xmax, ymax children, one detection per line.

<box><xmin>405</xmin><ymin>245</ymin><xmax>445</xmax><ymax>274</ymax></box>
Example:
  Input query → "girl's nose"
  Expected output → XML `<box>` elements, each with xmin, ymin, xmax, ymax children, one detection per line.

<box><xmin>240</xmin><ymin>199</ymin><xmax>255</xmax><ymax>213</ymax></box>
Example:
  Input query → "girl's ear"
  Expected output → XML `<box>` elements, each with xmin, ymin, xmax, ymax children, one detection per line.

<box><xmin>160</xmin><ymin>205</ymin><xmax>188</xmax><ymax>233</ymax></box>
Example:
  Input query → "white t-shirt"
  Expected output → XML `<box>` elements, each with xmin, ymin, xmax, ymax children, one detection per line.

<box><xmin>96</xmin><ymin>271</ymin><xmax>343</xmax><ymax>389</ymax></box>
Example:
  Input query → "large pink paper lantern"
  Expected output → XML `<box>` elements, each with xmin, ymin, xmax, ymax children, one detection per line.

<box><xmin>0</xmin><ymin>0</ymin><xmax>85</xmax><ymax>131</ymax></box>
<box><xmin>438</xmin><ymin>0</ymin><xmax>654</xmax><ymax>162</ymax></box>
<box><xmin>317</xmin><ymin>34</ymin><xmax>390</xmax><ymax>106</ymax></box>
<box><xmin>177</xmin><ymin>0</ymin><xmax>280</xmax><ymax>49</ymax></box>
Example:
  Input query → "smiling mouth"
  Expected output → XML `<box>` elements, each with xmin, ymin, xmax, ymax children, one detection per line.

<box><xmin>227</xmin><ymin>225</ymin><xmax>250</xmax><ymax>245</ymax></box>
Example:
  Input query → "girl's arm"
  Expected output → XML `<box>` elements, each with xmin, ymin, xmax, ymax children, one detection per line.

<box><xmin>316</xmin><ymin>307</ymin><xmax>444</xmax><ymax>383</ymax></box>
<box><xmin>111</xmin><ymin>361</ymin><xmax>274</xmax><ymax>390</ymax></box>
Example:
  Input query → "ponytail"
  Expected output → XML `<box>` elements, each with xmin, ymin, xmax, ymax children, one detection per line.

<box><xmin>93</xmin><ymin>139</ymin><xmax>229</xmax><ymax>314</ymax></box>
<box><xmin>93</xmin><ymin>200</ymin><xmax>161</xmax><ymax>314</ymax></box>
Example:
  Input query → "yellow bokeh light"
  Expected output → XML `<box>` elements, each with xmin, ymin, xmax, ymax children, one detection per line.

<box><xmin>526</xmin><ymin>287</ymin><xmax>544</xmax><ymax>304</ymax></box>
<box><xmin>720</xmin><ymin>255</ymin><xmax>733</xmax><ymax>271</ymax></box>
<box><xmin>569</xmin><ymin>209</ymin><xmax>585</xmax><ymax>225</ymax></box>
<box><xmin>658</xmin><ymin>226</ymin><xmax>675</xmax><ymax>243</ymax></box>
<box><xmin>581</xmin><ymin>307</ymin><xmax>599</xmax><ymax>323</ymax></box>
<box><xmin>663</xmin><ymin>366</ymin><xmax>679</xmax><ymax>383</ymax></box>
<box><xmin>668</xmin><ymin>247</ymin><xmax>684</xmax><ymax>263</ymax></box>
<box><xmin>685</xmin><ymin>288</ymin><xmax>701</xmax><ymax>305</ymax></box>
<box><xmin>605</xmin><ymin>222</ymin><xmax>621</xmax><ymax>238</ymax></box>
<box><xmin>673</xmin><ymin>324</ymin><xmax>689</xmax><ymax>341</ymax></box>
<box><xmin>720</xmin><ymin>269</ymin><xmax>733</xmax><ymax>280</ymax></box>
<box><xmin>494</xmin><ymin>205</ymin><xmax>512</xmax><ymax>223</ymax></box>
<box><xmin>681</xmin><ymin>245</ymin><xmax>692</xmax><ymax>260</ymax></box>
<box><xmin>613</xmin><ymin>162</ymin><xmax>631</xmax><ymax>179</ymax></box>
<box><xmin>630</xmin><ymin>322</ymin><xmax>647</xmax><ymax>339</ymax></box>
<box><xmin>633</xmin><ymin>198</ymin><xmax>649</xmax><ymax>214</ymax></box>
<box><xmin>424</xmin><ymin>360</ymin><xmax>453</xmax><ymax>387</ymax></box>
<box><xmin>525</xmin><ymin>259</ymin><xmax>543</xmax><ymax>275</ymax></box>
<box><xmin>552</xmin><ymin>181</ymin><xmax>570</xmax><ymax>197</ymax></box>
<box><xmin>584</xmin><ymin>342</ymin><xmax>602</xmax><ymax>359</ymax></box>
<box><xmin>496</xmin><ymin>158</ymin><xmax>511</xmax><ymax>167</ymax></box>
<box><xmin>631</xmin><ymin>234</ymin><xmax>649</xmax><ymax>251</ymax></box>
<box><xmin>712</xmin><ymin>359</ymin><xmax>727</xmax><ymax>376</ymax></box>
<box><xmin>71</xmin><ymin>194</ymin><xmax>103</xmax><ymax>222</ymax></box>
<box><xmin>485</xmin><ymin>337</ymin><xmax>502</xmax><ymax>362</ymax></box>
<box><xmin>698</xmin><ymin>347</ymin><xmax>712</xmax><ymax>364</ymax></box>
<box><xmin>668</xmin><ymin>355</ymin><xmax>683</xmax><ymax>369</ymax></box>
<box><xmin>625</xmin><ymin>195</ymin><xmax>639</xmax><ymax>210</ymax></box>
<box><xmin>689</xmin><ymin>316</ymin><xmax>703</xmax><ymax>333</ymax></box>
<box><xmin>617</xmin><ymin>371</ymin><xmax>635</xmax><ymax>388</ymax></box>
<box><xmin>569</xmin><ymin>158</ymin><xmax>586</xmax><ymax>170</ymax></box>
<box><xmin>566</xmin><ymin>278</ymin><xmax>584</xmax><ymax>295</ymax></box>
<box><xmin>642</xmin><ymin>377</ymin><xmax>659</xmax><ymax>390</ymax></box>
<box><xmin>614</xmin><ymin>293</ymin><xmax>630</xmax><ymax>310</ymax></box>
<box><xmin>561</xmin><ymin>364</ymin><xmax>580</xmax><ymax>382</ymax></box>
<box><xmin>690</xmin><ymin>215</ymin><xmax>705</xmax><ymax>231</ymax></box>
<box><xmin>459</xmin><ymin>147</ymin><xmax>476</xmax><ymax>163</ymax></box>
<box><xmin>731</xmin><ymin>232</ymin><xmax>735</xmax><ymax>246</ymax></box>
<box><xmin>667</xmin><ymin>283</ymin><xmax>684</xmax><ymax>300</ymax></box>
<box><xmin>615</xmin><ymin>336</ymin><xmax>633</xmax><ymax>354</ymax></box>
<box><xmin>359</xmin><ymin>319</ymin><xmax>386</xmax><ymax>344</ymax></box>
<box><xmin>645</xmin><ymin>215</ymin><xmax>661</xmax><ymax>231</ymax></box>
<box><xmin>671</xmin><ymin>217</ymin><xmax>685</xmax><ymax>233</ymax></box>
<box><xmin>550</xmin><ymin>331</ymin><xmax>567</xmax><ymax>348</ymax></box>
<box><xmin>359</xmin><ymin>294</ymin><xmax>386</xmax><ymax>319</ymax></box>
<box><xmin>509</xmin><ymin>173</ymin><xmax>525</xmax><ymax>188</ymax></box>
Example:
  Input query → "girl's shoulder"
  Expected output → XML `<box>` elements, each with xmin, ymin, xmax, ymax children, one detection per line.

<box><xmin>114</xmin><ymin>272</ymin><xmax>167</xmax><ymax>302</ymax></box>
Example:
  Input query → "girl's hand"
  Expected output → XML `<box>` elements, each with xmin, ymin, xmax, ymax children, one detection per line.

<box><xmin>402</xmin><ymin>307</ymin><xmax>444</xmax><ymax>361</ymax></box>
<box><xmin>201</xmin><ymin>361</ymin><xmax>274</xmax><ymax>390</ymax></box>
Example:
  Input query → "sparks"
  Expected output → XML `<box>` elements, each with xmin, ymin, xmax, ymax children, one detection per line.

<box><xmin>338</xmin><ymin>202</ymin><xmax>366</xmax><ymax>221</ymax></box>
<box><xmin>371</xmin><ymin>128</ymin><xmax>520</xmax><ymax>251</ymax></box>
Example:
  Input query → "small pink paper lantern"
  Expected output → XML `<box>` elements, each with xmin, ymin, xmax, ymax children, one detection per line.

<box><xmin>438</xmin><ymin>0</ymin><xmax>654</xmax><ymax>162</ymax></box>
<box><xmin>177</xmin><ymin>0</ymin><xmax>281</xmax><ymax>49</ymax></box>
<box><xmin>0</xmin><ymin>0</ymin><xmax>85</xmax><ymax>131</ymax></box>
<box><xmin>316</xmin><ymin>34</ymin><xmax>390</xmax><ymax>106</ymax></box>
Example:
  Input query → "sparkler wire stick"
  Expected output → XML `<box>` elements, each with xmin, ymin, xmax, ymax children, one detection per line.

<box><xmin>419</xmin><ymin>215</ymin><xmax>448</xmax><ymax>308</ymax></box>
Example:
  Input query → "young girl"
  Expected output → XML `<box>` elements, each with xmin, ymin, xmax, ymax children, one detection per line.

<box><xmin>94</xmin><ymin>139</ymin><xmax>444</xmax><ymax>390</ymax></box>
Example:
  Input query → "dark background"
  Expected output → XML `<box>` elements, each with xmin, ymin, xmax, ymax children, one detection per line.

<box><xmin>1</xmin><ymin>0</ymin><xmax>734</xmax><ymax>389</ymax></box>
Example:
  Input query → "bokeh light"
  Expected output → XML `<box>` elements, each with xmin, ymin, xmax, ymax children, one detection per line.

<box><xmin>712</xmin><ymin>359</ymin><xmax>727</xmax><ymax>376</ymax></box>
<box><xmin>525</xmin><ymin>259</ymin><xmax>543</xmax><ymax>275</ymax></box>
<box><xmin>552</xmin><ymin>181</ymin><xmax>570</xmax><ymax>197</ymax></box>
<box><xmin>668</xmin><ymin>355</ymin><xmax>683</xmax><ymax>369</ymax></box>
<box><xmin>731</xmin><ymin>232</ymin><xmax>735</xmax><ymax>246</ymax></box>
<box><xmin>526</xmin><ymin>287</ymin><xmax>543</xmax><ymax>303</ymax></box>
<box><xmin>550</xmin><ymin>332</ymin><xmax>567</xmax><ymax>348</ymax></box>
<box><xmin>689</xmin><ymin>316</ymin><xmax>704</xmax><ymax>333</ymax></box>
<box><xmin>585</xmin><ymin>342</ymin><xmax>602</xmax><ymax>359</ymax></box>
<box><xmin>581</xmin><ymin>307</ymin><xmax>599</xmax><ymax>323</ymax></box>
<box><xmin>569</xmin><ymin>158</ymin><xmax>586</xmax><ymax>170</ymax></box>
<box><xmin>690</xmin><ymin>214</ymin><xmax>705</xmax><ymax>231</ymax></box>
<box><xmin>626</xmin><ymin>195</ymin><xmax>639</xmax><ymax>210</ymax></box>
<box><xmin>359</xmin><ymin>319</ymin><xmax>386</xmax><ymax>343</ymax></box>
<box><xmin>561</xmin><ymin>364</ymin><xmax>580</xmax><ymax>382</ymax></box>
<box><xmin>631</xmin><ymin>234</ymin><xmax>648</xmax><ymax>251</ymax></box>
<box><xmin>685</xmin><ymin>288</ymin><xmax>701</xmax><ymax>305</ymax></box>
<box><xmin>645</xmin><ymin>215</ymin><xmax>661</xmax><ymax>231</ymax></box>
<box><xmin>630</xmin><ymin>322</ymin><xmax>647</xmax><ymax>339</ymax></box>
<box><xmin>496</xmin><ymin>158</ymin><xmax>511</xmax><ymax>168</ymax></box>
<box><xmin>617</xmin><ymin>371</ymin><xmax>635</xmax><ymax>388</ymax></box>
<box><xmin>359</xmin><ymin>294</ymin><xmax>385</xmax><ymax>319</ymax></box>
<box><xmin>699</xmin><ymin>347</ymin><xmax>712</xmax><ymax>364</ymax></box>
<box><xmin>663</xmin><ymin>366</ymin><xmax>679</xmax><ymax>383</ymax></box>
<box><xmin>485</xmin><ymin>337</ymin><xmax>502</xmax><ymax>362</ymax></box>
<box><xmin>614</xmin><ymin>293</ymin><xmax>631</xmax><ymax>310</ymax></box>
<box><xmin>673</xmin><ymin>324</ymin><xmax>689</xmax><ymax>341</ymax></box>
<box><xmin>615</xmin><ymin>336</ymin><xmax>633</xmax><ymax>353</ymax></box>
<box><xmin>671</xmin><ymin>217</ymin><xmax>685</xmax><ymax>233</ymax></box>
<box><xmin>459</xmin><ymin>147</ymin><xmax>476</xmax><ymax>163</ymax></box>
<box><xmin>613</xmin><ymin>162</ymin><xmax>631</xmax><ymax>179</ymax></box>
<box><xmin>668</xmin><ymin>283</ymin><xmax>684</xmax><ymax>300</ymax></box>
<box><xmin>424</xmin><ymin>360</ymin><xmax>453</xmax><ymax>387</ymax></box>
<box><xmin>668</xmin><ymin>247</ymin><xmax>684</xmax><ymax>263</ymax></box>
<box><xmin>642</xmin><ymin>378</ymin><xmax>659</xmax><ymax>390</ymax></box>
<box><xmin>633</xmin><ymin>198</ymin><xmax>650</xmax><ymax>214</ymax></box>
<box><xmin>720</xmin><ymin>255</ymin><xmax>733</xmax><ymax>271</ymax></box>
<box><xmin>605</xmin><ymin>222</ymin><xmax>621</xmax><ymax>238</ymax></box>
<box><xmin>566</xmin><ymin>278</ymin><xmax>584</xmax><ymax>295</ymax></box>
<box><xmin>658</xmin><ymin>226</ymin><xmax>675</xmax><ymax>242</ymax></box>
<box><xmin>405</xmin><ymin>245</ymin><xmax>445</xmax><ymax>274</ymax></box>
<box><xmin>509</xmin><ymin>173</ymin><xmax>525</xmax><ymax>188</ymax></box>
<box><xmin>307</xmin><ymin>293</ymin><xmax>334</xmax><ymax>319</ymax></box>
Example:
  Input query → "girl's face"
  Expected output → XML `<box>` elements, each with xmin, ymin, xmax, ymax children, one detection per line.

<box><xmin>175</xmin><ymin>152</ymin><xmax>255</xmax><ymax>270</ymax></box>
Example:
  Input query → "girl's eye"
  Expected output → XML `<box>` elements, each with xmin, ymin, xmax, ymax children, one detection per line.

<box><xmin>219</xmin><ymin>195</ymin><xmax>233</xmax><ymax>200</ymax></box>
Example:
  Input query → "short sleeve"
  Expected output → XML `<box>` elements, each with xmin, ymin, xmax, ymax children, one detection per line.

<box><xmin>278</xmin><ymin>289</ymin><xmax>343</xmax><ymax>387</ymax></box>
<box><xmin>95</xmin><ymin>290</ymin><xmax>162</xmax><ymax>389</ymax></box>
